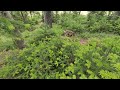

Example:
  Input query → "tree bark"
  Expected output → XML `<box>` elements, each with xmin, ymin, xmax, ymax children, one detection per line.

<box><xmin>3</xmin><ymin>11</ymin><xmax>25</xmax><ymax>50</ymax></box>
<box><xmin>3</xmin><ymin>11</ymin><xmax>14</xmax><ymax>20</ymax></box>
<box><xmin>20</xmin><ymin>11</ymin><xmax>26</xmax><ymax>22</ymax></box>
<box><xmin>43</xmin><ymin>11</ymin><xmax>52</xmax><ymax>28</ymax></box>
<box><xmin>79</xmin><ymin>11</ymin><xmax>81</xmax><ymax>15</ymax></box>
<box><xmin>115</xmin><ymin>11</ymin><xmax>120</xmax><ymax>16</ymax></box>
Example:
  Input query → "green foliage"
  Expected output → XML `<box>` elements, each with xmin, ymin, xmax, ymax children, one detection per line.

<box><xmin>58</xmin><ymin>14</ymin><xmax>87</xmax><ymax>33</ymax></box>
<box><xmin>0</xmin><ymin>36</ymin><xmax>15</xmax><ymax>51</ymax></box>
<box><xmin>87</xmin><ymin>15</ymin><xmax>120</xmax><ymax>35</ymax></box>
<box><xmin>24</xmin><ymin>24</ymin><xmax>31</xmax><ymax>29</ymax></box>
<box><xmin>28</xmin><ymin>13</ymin><xmax>41</xmax><ymax>25</ymax></box>
<box><xmin>0</xmin><ymin>17</ymin><xmax>15</xmax><ymax>34</ymax></box>
<box><xmin>0</xmin><ymin>31</ymin><xmax>120</xmax><ymax>79</ymax></box>
<box><xmin>56</xmin><ymin>12</ymin><xmax>120</xmax><ymax>34</ymax></box>
<box><xmin>1</xmin><ymin>11</ymin><xmax>120</xmax><ymax>79</ymax></box>
<box><xmin>22</xmin><ymin>24</ymin><xmax>64</xmax><ymax>46</ymax></box>
<box><xmin>0</xmin><ymin>36</ymin><xmax>79</xmax><ymax>79</ymax></box>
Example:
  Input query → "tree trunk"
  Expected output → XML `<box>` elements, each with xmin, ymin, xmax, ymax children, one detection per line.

<box><xmin>73</xmin><ymin>11</ymin><xmax>78</xmax><ymax>15</ymax></box>
<box><xmin>20</xmin><ymin>11</ymin><xmax>28</xmax><ymax>23</ymax></box>
<box><xmin>55</xmin><ymin>11</ymin><xmax>58</xmax><ymax>17</ymax></box>
<box><xmin>41</xmin><ymin>11</ymin><xmax>44</xmax><ymax>22</ymax></box>
<box><xmin>115</xmin><ymin>11</ymin><xmax>120</xmax><ymax>16</ymax></box>
<box><xmin>79</xmin><ymin>11</ymin><xmax>81</xmax><ymax>15</ymax></box>
<box><xmin>3</xmin><ymin>11</ymin><xmax>14</xmax><ymax>20</ymax></box>
<box><xmin>43</xmin><ymin>11</ymin><xmax>52</xmax><ymax>28</ymax></box>
<box><xmin>3</xmin><ymin>11</ymin><xmax>25</xmax><ymax>50</ymax></box>
<box><xmin>29</xmin><ymin>11</ymin><xmax>33</xmax><ymax>18</ymax></box>
<box><xmin>20</xmin><ymin>11</ymin><xmax>26</xmax><ymax>22</ymax></box>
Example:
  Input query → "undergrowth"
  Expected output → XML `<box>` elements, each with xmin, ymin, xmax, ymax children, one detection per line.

<box><xmin>0</xmin><ymin>12</ymin><xmax>120</xmax><ymax>79</ymax></box>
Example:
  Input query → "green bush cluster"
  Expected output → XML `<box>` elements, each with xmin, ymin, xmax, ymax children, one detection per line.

<box><xmin>22</xmin><ymin>24</ymin><xmax>64</xmax><ymax>46</ymax></box>
<box><xmin>86</xmin><ymin>15</ymin><xmax>120</xmax><ymax>35</ymax></box>
<box><xmin>58</xmin><ymin>14</ymin><xmax>120</xmax><ymax>35</ymax></box>
<box><xmin>0</xmin><ymin>36</ymin><xmax>15</xmax><ymax>52</ymax></box>
<box><xmin>1</xmin><ymin>12</ymin><xmax>120</xmax><ymax>79</ymax></box>
<box><xmin>58</xmin><ymin>14</ymin><xmax>87</xmax><ymax>33</ymax></box>
<box><xmin>0</xmin><ymin>33</ymin><xmax>120</xmax><ymax>79</ymax></box>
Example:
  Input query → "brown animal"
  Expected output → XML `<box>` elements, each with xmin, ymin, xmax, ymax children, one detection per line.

<box><xmin>62</xmin><ymin>30</ymin><xmax>75</xmax><ymax>37</ymax></box>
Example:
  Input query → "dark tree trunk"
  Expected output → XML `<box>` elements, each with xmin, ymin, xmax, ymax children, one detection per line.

<box><xmin>20</xmin><ymin>11</ymin><xmax>26</xmax><ymax>22</ymax></box>
<box><xmin>55</xmin><ymin>11</ymin><xmax>58</xmax><ymax>18</ymax></box>
<box><xmin>79</xmin><ymin>11</ymin><xmax>81</xmax><ymax>15</ymax></box>
<box><xmin>43</xmin><ymin>11</ymin><xmax>52</xmax><ymax>28</ymax></box>
<box><xmin>20</xmin><ymin>11</ymin><xmax>28</xmax><ymax>23</ymax></box>
<box><xmin>64</xmin><ymin>11</ymin><xmax>66</xmax><ymax>14</ymax></box>
<box><xmin>29</xmin><ymin>11</ymin><xmax>32</xmax><ymax>18</ymax></box>
<box><xmin>41</xmin><ymin>11</ymin><xmax>44</xmax><ymax>22</ymax></box>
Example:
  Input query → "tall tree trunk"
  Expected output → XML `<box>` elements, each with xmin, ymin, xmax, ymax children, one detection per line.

<box><xmin>20</xmin><ymin>11</ymin><xmax>28</xmax><ymax>23</ymax></box>
<box><xmin>55</xmin><ymin>11</ymin><xmax>59</xmax><ymax>23</ymax></box>
<box><xmin>79</xmin><ymin>11</ymin><xmax>81</xmax><ymax>15</ymax></box>
<box><xmin>29</xmin><ymin>11</ymin><xmax>33</xmax><ymax>18</ymax></box>
<box><xmin>3</xmin><ymin>11</ymin><xmax>25</xmax><ymax>49</ymax></box>
<box><xmin>115</xmin><ymin>11</ymin><xmax>120</xmax><ymax>16</ymax></box>
<box><xmin>3</xmin><ymin>11</ymin><xmax>14</xmax><ymax>20</ymax></box>
<box><xmin>108</xmin><ymin>11</ymin><xmax>111</xmax><ymax>16</ymax></box>
<box><xmin>41</xmin><ymin>11</ymin><xmax>44</xmax><ymax>22</ymax></box>
<box><xmin>55</xmin><ymin>11</ymin><xmax>58</xmax><ymax>17</ymax></box>
<box><xmin>20</xmin><ymin>11</ymin><xmax>26</xmax><ymax>22</ymax></box>
<box><xmin>43</xmin><ymin>11</ymin><xmax>52</xmax><ymax>28</ymax></box>
<box><xmin>64</xmin><ymin>11</ymin><xmax>66</xmax><ymax>14</ymax></box>
<box><xmin>73</xmin><ymin>11</ymin><xmax>78</xmax><ymax>15</ymax></box>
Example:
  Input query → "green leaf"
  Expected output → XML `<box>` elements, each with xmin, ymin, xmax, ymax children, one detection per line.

<box><xmin>80</xmin><ymin>74</ymin><xmax>87</xmax><ymax>79</ymax></box>
<box><xmin>17</xmin><ymin>64</ymin><xmax>22</xmax><ymax>68</ymax></box>
<box><xmin>72</xmin><ymin>75</ymin><xmax>76</xmax><ymax>79</ymax></box>
<box><xmin>8</xmin><ymin>24</ymin><xmax>15</xmax><ymax>30</ymax></box>
<box><xmin>24</xmin><ymin>24</ymin><xmax>31</xmax><ymax>29</ymax></box>
<box><xmin>85</xmin><ymin>60</ymin><xmax>91</xmax><ymax>69</ymax></box>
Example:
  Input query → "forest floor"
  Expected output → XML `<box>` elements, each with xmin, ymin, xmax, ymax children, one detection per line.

<box><xmin>0</xmin><ymin>50</ymin><xmax>19</xmax><ymax>68</ymax></box>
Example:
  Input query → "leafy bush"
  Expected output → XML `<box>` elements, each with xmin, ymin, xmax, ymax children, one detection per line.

<box><xmin>0</xmin><ymin>37</ymin><xmax>80</xmax><ymax>79</ymax></box>
<box><xmin>22</xmin><ymin>24</ymin><xmax>64</xmax><ymax>47</ymax></box>
<box><xmin>87</xmin><ymin>15</ymin><xmax>120</xmax><ymax>35</ymax></box>
<box><xmin>1</xmin><ymin>12</ymin><xmax>120</xmax><ymax>79</ymax></box>
<box><xmin>0</xmin><ymin>34</ymin><xmax>120</xmax><ymax>79</ymax></box>
<box><xmin>0</xmin><ymin>36</ymin><xmax>15</xmax><ymax>51</ymax></box>
<box><xmin>0</xmin><ymin>17</ymin><xmax>15</xmax><ymax>34</ymax></box>
<box><xmin>58</xmin><ymin>14</ymin><xmax>87</xmax><ymax>33</ymax></box>
<box><xmin>57</xmin><ymin>13</ymin><xmax>120</xmax><ymax>34</ymax></box>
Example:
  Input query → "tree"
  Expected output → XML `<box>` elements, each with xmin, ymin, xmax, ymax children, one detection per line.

<box><xmin>2</xmin><ymin>11</ymin><xmax>25</xmax><ymax>49</ymax></box>
<box><xmin>43</xmin><ymin>11</ymin><xmax>52</xmax><ymax>28</ymax></box>
<box><xmin>73</xmin><ymin>11</ymin><xmax>78</xmax><ymax>15</ymax></box>
<box><xmin>1</xmin><ymin>11</ymin><xmax>14</xmax><ymax>20</ymax></box>
<box><xmin>20</xmin><ymin>11</ymin><xmax>27</xmax><ymax>23</ymax></box>
<box><xmin>78</xmin><ymin>11</ymin><xmax>81</xmax><ymax>15</ymax></box>
<box><xmin>115</xmin><ymin>11</ymin><xmax>120</xmax><ymax>16</ymax></box>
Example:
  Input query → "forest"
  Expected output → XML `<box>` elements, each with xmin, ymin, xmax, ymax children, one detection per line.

<box><xmin>0</xmin><ymin>11</ymin><xmax>120</xmax><ymax>79</ymax></box>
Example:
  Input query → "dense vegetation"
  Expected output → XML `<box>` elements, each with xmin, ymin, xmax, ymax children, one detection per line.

<box><xmin>0</xmin><ymin>11</ymin><xmax>120</xmax><ymax>79</ymax></box>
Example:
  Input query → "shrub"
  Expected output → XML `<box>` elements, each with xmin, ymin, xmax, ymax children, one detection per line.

<box><xmin>0</xmin><ymin>37</ymin><xmax>80</xmax><ymax>79</ymax></box>
<box><xmin>87</xmin><ymin>15</ymin><xmax>120</xmax><ymax>35</ymax></box>
<box><xmin>0</xmin><ymin>34</ymin><xmax>120</xmax><ymax>79</ymax></box>
<box><xmin>0</xmin><ymin>36</ymin><xmax>15</xmax><ymax>51</ymax></box>
<box><xmin>22</xmin><ymin>24</ymin><xmax>64</xmax><ymax>47</ymax></box>
<box><xmin>58</xmin><ymin>14</ymin><xmax>87</xmax><ymax>33</ymax></box>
